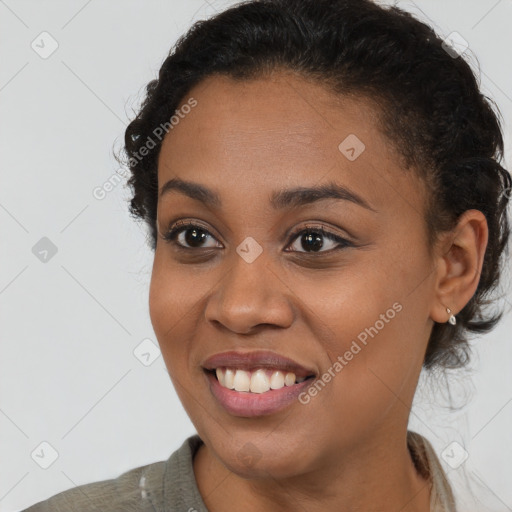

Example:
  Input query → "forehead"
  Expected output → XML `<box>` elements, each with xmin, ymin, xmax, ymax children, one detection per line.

<box><xmin>160</xmin><ymin>71</ymin><xmax>382</xmax><ymax>163</ymax></box>
<box><xmin>157</xmin><ymin>71</ymin><xmax>424</xmax><ymax>216</ymax></box>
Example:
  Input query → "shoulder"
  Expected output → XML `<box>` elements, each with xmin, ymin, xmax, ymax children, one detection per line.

<box><xmin>22</xmin><ymin>435</ymin><xmax>205</xmax><ymax>512</ymax></box>
<box><xmin>22</xmin><ymin>459</ymin><xmax>166</xmax><ymax>512</ymax></box>
<box><xmin>407</xmin><ymin>430</ymin><xmax>458</xmax><ymax>512</ymax></box>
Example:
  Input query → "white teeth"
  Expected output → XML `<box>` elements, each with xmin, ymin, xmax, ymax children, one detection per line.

<box><xmin>214</xmin><ymin>367</ymin><xmax>308</xmax><ymax>393</ymax></box>
<box><xmin>269</xmin><ymin>370</ymin><xmax>285</xmax><ymax>389</ymax></box>
<box><xmin>233</xmin><ymin>369</ymin><xmax>251</xmax><ymax>392</ymax></box>
<box><xmin>249</xmin><ymin>369</ymin><xmax>270</xmax><ymax>393</ymax></box>
<box><xmin>284</xmin><ymin>372</ymin><xmax>296</xmax><ymax>386</ymax></box>
<box><xmin>224</xmin><ymin>368</ymin><xmax>235</xmax><ymax>389</ymax></box>
<box><xmin>216</xmin><ymin>368</ymin><xmax>225</xmax><ymax>386</ymax></box>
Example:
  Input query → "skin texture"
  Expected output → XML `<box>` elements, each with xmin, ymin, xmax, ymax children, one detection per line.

<box><xmin>149</xmin><ymin>70</ymin><xmax>488</xmax><ymax>512</ymax></box>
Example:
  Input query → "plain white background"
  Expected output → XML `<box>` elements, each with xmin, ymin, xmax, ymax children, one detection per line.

<box><xmin>1</xmin><ymin>1</ymin><xmax>511</xmax><ymax>511</ymax></box>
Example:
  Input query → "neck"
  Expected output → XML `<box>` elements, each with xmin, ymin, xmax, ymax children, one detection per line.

<box><xmin>193</xmin><ymin>425</ymin><xmax>432</xmax><ymax>512</ymax></box>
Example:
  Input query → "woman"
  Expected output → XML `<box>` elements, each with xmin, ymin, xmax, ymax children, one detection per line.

<box><xmin>24</xmin><ymin>0</ymin><xmax>511</xmax><ymax>510</ymax></box>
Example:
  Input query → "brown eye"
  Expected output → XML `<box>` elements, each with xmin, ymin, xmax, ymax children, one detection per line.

<box><xmin>162</xmin><ymin>222</ymin><xmax>222</xmax><ymax>249</ymax></box>
<box><xmin>286</xmin><ymin>226</ymin><xmax>352</xmax><ymax>253</ymax></box>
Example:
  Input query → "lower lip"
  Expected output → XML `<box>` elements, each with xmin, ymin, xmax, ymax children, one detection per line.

<box><xmin>205</xmin><ymin>371</ymin><xmax>314</xmax><ymax>417</ymax></box>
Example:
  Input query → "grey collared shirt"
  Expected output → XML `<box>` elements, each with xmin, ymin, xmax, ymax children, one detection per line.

<box><xmin>23</xmin><ymin>431</ymin><xmax>456</xmax><ymax>511</ymax></box>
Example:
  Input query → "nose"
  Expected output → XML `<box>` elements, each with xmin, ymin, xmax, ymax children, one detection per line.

<box><xmin>204</xmin><ymin>249</ymin><xmax>295</xmax><ymax>334</ymax></box>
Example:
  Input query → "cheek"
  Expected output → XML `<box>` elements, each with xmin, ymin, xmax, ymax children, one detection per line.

<box><xmin>293</xmin><ymin>240</ymin><xmax>430</xmax><ymax>425</ymax></box>
<box><xmin>148</xmin><ymin>252</ymin><xmax>203</xmax><ymax>371</ymax></box>
<box><xmin>148</xmin><ymin>255</ymin><xmax>173</xmax><ymax>349</ymax></box>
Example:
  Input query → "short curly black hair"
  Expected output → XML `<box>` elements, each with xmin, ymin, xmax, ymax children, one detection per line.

<box><xmin>119</xmin><ymin>0</ymin><xmax>511</xmax><ymax>370</ymax></box>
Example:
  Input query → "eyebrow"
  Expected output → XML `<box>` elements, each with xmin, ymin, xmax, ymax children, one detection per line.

<box><xmin>159</xmin><ymin>177</ymin><xmax>376</xmax><ymax>212</ymax></box>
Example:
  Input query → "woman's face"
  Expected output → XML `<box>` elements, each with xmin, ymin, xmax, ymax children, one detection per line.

<box><xmin>150</xmin><ymin>71</ymin><xmax>437</xmax><ymax>478</ymax></box>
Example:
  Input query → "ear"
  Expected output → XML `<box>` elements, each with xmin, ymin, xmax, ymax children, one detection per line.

<box><xmin>430</xmin><ymin>209</ymin><xmax>489</xmax><ymax>323</ymax></box>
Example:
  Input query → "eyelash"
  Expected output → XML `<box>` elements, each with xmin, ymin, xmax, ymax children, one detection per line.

<box><xmin>161</xmin><ymin>220</ymin><xmax>353</xmax><ymax>254</ymax></box>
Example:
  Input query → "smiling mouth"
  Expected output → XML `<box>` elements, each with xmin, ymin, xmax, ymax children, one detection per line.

<box><xmin>205</xmin><ymin>367</ymin><xmax>316</xmax><ymax>394</ymax></box>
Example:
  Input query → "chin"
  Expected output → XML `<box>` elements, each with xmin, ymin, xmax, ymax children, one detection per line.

<box><xmin>209</xmin><ymin>430</ymin><xmax>316</xmax><ymax>480</ymax></box>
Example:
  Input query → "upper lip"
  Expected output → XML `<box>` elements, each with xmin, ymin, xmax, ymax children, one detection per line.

<box><xmin>202</xmin><ymin>350</ymin><xmax>316</xmax><ymax>378</ymax></box>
